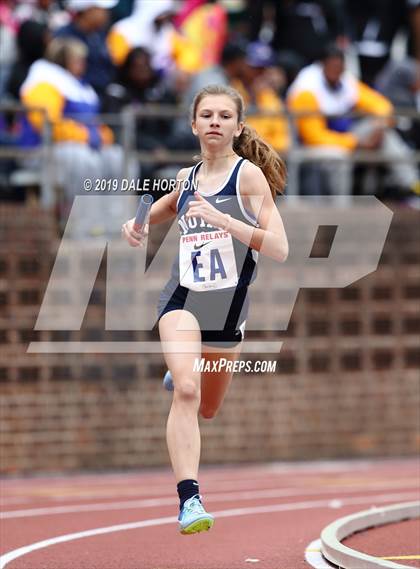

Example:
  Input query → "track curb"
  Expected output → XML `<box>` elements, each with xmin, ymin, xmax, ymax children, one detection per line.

<box><xmin>321</xmin><ymin>500</ymin><xmax>420</xmax><ymax>568</ymax></box>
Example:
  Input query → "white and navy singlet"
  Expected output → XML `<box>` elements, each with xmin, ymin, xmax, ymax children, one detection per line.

<box><xmin>157</xmin><ymin>157</ymin><xmax>259</xmax><ymax>347</ymax></box>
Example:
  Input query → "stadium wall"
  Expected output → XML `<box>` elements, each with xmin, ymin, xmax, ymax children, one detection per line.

<box><xmin>0</xmin><ymin>203</ymin><xmax>419</xmax><ymax>474</ymax></box>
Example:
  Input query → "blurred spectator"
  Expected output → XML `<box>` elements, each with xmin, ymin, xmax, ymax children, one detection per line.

<box><xmin>6</xmin><ymin>20</ymin><xmax>50</xmax><ymax>101</ymax></box>
<box><xmin>103</xmin><ymin>46</ymin><xmax>181</xmax><ymax>177</ymax></box>
<box><xmin>55</xmin><ymin>0</ymin><xmax>117</xmax><ymax>99</ymax></box>
<box><xmin>233</xmin><ymin>41</ymin><xmax>290</xmax><ymax>153</ymax></box>
<box><xmin>104</xmin><ymin>47</ymin><xmax>159</xmax><ymax>113</ymax></box>
<box><xmin>275</xmin><ymin>50</ymin><xmax>307</xmax><ymax>90</ymax></box>
<box><xmin>14</xmin><ymin>0</ymin><xmax>70</xmax><ymax>30</ymax></box>
<box><xmin>184</xmin><ymin>42</ymin><xmax>249</xmax><ymax>106</ymax></box>
<box><xmin>0</xmin><ymin>1</ymin><xmax>18</xmax><ymax>97</ymax></box>
<box><xmin>107</xmin><ymin>0</ymin><xmax>178</xmax><ymax>74</ymax></box>
<box><xmin>376</xmin><ymin>57</ymin><xmax>420</xmax><ymax>110</ymax></box>
<box><xmin>346</xmin><ymin>0</ymin><xmax>420</xmax><ymax>86</ymax></box>
<box><xmin>376</xmin><ymin>57</ymin><xmax>420</xmax><ymax>150</ymax></box>
<box><xmin>287</xmin><ymin>45</ymin><xmax>419</xmax><ymax>197</ymax></box>
<box><xmin>19</xmin><ymin>37</ymin><xmax>135</xmax><ymax>232</ymax></box>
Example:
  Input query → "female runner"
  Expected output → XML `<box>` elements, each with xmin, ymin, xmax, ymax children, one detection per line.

<box><xmin>122</xmin><ymin>84</ymin><xmax>288</xmax><ymax>535</ymax></box>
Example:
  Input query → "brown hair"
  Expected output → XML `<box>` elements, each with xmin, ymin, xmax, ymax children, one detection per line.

<box><xmin>191</xmin><ymin>84</ymin><xmax>287</xmax><ymax>198</ymax></box>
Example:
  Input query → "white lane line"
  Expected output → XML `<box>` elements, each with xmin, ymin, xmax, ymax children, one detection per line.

<box><xmin>305</xmin><ymin>539</ymin><xmax>337</xmax><ymax>569</ymax></box>
<box><xmin>0</xmin><ymin>492</ymin><xmax>418</xmax><ymax>569</ymax></box>
<box><xmin>2</xmin><ymin>483</ymin><xmax>419</xmax><ymax>520</ymax></box>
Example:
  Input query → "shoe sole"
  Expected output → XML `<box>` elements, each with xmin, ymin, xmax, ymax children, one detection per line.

<box><xmin>180</xmin><ymin>517</ymin><xmax>214</xmax><ymax>535</ymax></box>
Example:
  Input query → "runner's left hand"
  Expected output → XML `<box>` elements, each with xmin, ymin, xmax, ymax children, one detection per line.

<box><xmin>186</xmin><ymin>192</ymin><xmax>229</xmax><ymax>230</ymax></box>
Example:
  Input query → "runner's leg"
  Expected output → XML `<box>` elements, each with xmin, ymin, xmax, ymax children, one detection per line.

<box><xmin>159</xmin><ymin>309</ymin><xmax>202</xmax><ymax>483</ymax></box>
<box><xmin>199</xmin><ymin>342</ymin><xmax>242</xmax><ymax>419</ymax></box>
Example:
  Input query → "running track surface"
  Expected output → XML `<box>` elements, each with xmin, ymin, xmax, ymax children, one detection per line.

<box><xmin>1</xmin><ymin>458</ymin><xmax>419</xmax><ymax>569</ymax></box>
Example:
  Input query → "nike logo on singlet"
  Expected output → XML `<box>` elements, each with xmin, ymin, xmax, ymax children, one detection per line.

<box><xmin>215</xmin><ymin>197</ymin><xmax>232</xmax><ymax>204</ymax></box>
<box><xmin>194</xmin><ymin>241</ymin><xmax>211</xmax><ymax>250</ymax></box>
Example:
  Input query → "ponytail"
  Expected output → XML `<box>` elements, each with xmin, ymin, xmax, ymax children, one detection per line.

<box><xmin>233</xmin><ymin>124</ymin><xmax>287</xmax><ymax>199</ymax></box>
<box><xmin>192</xmin><ymin>84</ymin><xmax>287</xmax><ymax>200</ymax></box>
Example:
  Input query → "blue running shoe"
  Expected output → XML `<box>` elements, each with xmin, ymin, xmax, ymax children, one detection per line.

<box><xmin>163</xmin><ymin>370</ymin><xmax>174</xmax><ymax>391</ymax></box>
<box><xmin>178</xmin><ymin>494</ymin><xmax>214</xmax><ymax>535</ymax></box>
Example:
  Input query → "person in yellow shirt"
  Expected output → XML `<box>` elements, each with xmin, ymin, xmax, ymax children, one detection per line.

<box><xmin>20</xmin><ymin>37</ymin><xmax>137</xmax><ymax>235</ymax></box>
<box><xmin>287</xmin><ymin>45</ymin><xmax>418</xmax><ymax>197</ymax></box>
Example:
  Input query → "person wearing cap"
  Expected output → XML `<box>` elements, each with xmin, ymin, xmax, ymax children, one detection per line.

<box><xmin>55</xmin><ymin>0</ymin><xmax>117</xmax><ymax>98</ymax></box>
<box><xmin>232</xmin><ymin>41</ymin><xmax>290</xmax><ymax>154</ymax></box>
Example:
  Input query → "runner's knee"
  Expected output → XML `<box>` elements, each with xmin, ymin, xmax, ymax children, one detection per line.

<box><xmin>173</xmin><ymin>378</ymin><xmax>200</xmax><ymax>403</ymax></box>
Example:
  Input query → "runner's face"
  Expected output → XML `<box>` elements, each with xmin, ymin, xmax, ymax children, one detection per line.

<box><xmin>192</xmin><ymin>95</ymin><xmax>243</xmax><ymax>147</ymax></box>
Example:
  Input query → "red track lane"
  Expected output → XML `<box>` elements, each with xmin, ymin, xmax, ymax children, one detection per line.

<box><xmin>343</xmin><ymin>519</ymin><xmax>420</xmax><ymax>569</ymax></box>
<box><xmin>1</xmin><ymin>458</ymin><xmax>419</xmax><ymax>569</ymax></box>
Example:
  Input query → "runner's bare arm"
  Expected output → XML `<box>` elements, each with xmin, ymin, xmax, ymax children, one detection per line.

<box><xmin>122</xmin><ymin>167</ymin><xmax>190</xmax><ymax>247</ymax></box>
<box><xmin>186</xmin><ymin>162</ymin><xmax>288</xmax><ymax>262</ymax></box>
<box><xmin>237</xmin><ymin>162</ymin><xmax>288</xmax><ymax>262</ymax></box>
<box><xmin>149</xmin><ymin>167</ymin><xmax>190</xmax><ymax>225</ymax></box>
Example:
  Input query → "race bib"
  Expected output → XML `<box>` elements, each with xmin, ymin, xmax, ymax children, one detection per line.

<box><xmin>179</xmin><ymin>230</ymin><xmax>238</xmax><ymax>291</ymax></box>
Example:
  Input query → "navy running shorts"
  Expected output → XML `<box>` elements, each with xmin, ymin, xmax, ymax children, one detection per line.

<box><xmin>157</xmin><ymin>283</ymin><xmax>249</xmax><ymax>347</ymax></box>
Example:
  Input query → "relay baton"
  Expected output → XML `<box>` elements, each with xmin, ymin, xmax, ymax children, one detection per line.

<box><xmin>133</xmin><ymin>194</ymin><xmax>154</xmax><ymax>233</ymax></box>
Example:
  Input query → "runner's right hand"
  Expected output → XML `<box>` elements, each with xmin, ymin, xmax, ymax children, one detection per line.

<box><xmin>121</xmin><ymin>218</ymin><xmax>149</xmax><ymax>248</ymax></box>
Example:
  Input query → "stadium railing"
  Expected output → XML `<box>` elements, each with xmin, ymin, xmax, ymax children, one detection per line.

<box><xmin>0</xmin><ymin>104</ymin><xmax>418</xmax><ymax>205</ymax></box>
